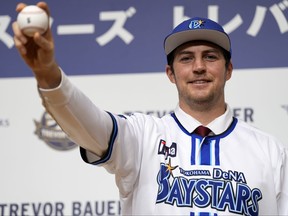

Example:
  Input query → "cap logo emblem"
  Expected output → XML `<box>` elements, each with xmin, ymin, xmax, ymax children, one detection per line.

<box><xmin>189</xmin><ymin>19</ymin><xmax>205</xmax><ymax>29</ymax></box>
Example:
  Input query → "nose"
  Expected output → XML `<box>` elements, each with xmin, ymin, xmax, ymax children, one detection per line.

<box><xmin>193</xmin><ymin>58</ymin><xmax>206</xmax><ymax>74</ymax></box>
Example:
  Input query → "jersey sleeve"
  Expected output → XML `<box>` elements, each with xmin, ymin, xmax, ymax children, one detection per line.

<box><xmin>39</xmin><ymin>70</ymin><xmax>144</xmax><ymax>197</ymax></box>
<box><xmin>277</xmin><ymin>146</ymin><xmax>288</xmax><ymax>214</ymax></box>
<box><xmin>81</xmin><ymin>112</ymin><xmax>144</xmax><ymax>198</ymax></box>
<box><xmin>39</xmin><ymin>69</ymin><xmax>113</xmax><ymax>157</ymax></box>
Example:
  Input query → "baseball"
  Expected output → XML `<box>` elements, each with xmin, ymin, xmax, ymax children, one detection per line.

<box><xmin>17</xmin><ymin>5</ymin><xmax>49</xmax><ymax>37</ymax></box>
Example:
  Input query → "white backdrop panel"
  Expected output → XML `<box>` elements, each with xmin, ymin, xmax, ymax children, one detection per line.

<box><xmin>0</xmin><ymin>67</ymin><xmax>287</xmax><ymax>215</ymax></box>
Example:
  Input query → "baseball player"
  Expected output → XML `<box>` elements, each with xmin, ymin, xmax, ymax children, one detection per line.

<box><xmin>13</xmin><ymin>2</ymin><xmax>288</xmax><ymax>215</ymax></box>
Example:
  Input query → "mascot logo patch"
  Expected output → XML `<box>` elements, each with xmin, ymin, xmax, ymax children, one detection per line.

<box><xmin>158</xmin><ymin>139</ymin><xmax>177</xmax><ymax>159</ymax></box>
<box><xmin>34</xmin><ymin>112</ymin><xmax>77</xmax><ymax>151</ymax></box>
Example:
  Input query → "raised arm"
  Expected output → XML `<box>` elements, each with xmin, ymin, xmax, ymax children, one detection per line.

<box><xmin>12</xmin><ymin>2</ymin><xmax>61</xmax><ymax>89</ymax></box>
<box><xmin>12</xmin><ymin>2</ymin><xmax>113</xmax><ymax>159</ymax></box>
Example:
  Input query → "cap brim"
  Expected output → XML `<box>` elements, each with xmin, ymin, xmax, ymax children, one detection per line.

<box><xmin>164</xmin><ymin>29</ymin><xmax>231</xmax><ymax>55</ymax></box>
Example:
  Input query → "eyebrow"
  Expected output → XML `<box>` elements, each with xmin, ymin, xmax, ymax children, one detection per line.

<box><xmin>177</xmin><ymin>48</ymin><xmax>221</xmax><ymax>57</ymax></box>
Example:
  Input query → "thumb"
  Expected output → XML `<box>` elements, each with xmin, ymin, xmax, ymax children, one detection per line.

<box><xmin>33</xmin><ymin>32</ymin><xmax>53</xmax><ymax>52</ymax></box>
<box><xmin>34</xmin><ymin>32</ymin><xmax>55</xmax><ymax>68</ymax></box>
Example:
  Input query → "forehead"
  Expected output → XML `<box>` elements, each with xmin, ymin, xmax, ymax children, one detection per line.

<box><xmin>174</xmin><ymin>40</ymin><xmax>223</xmax><ymax>54</ymax></box>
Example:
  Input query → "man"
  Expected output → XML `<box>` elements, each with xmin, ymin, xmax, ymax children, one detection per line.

<box><xmin>13</xmin><ymin>2</ymin><xmax>288</xmax><ymax>215</ymax></box>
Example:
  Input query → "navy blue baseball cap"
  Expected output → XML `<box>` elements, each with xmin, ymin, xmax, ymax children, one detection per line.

<box><xmin>164</xmin><ymin>17</ymin><xmax>231</xmax><ymax>56</ymax></box>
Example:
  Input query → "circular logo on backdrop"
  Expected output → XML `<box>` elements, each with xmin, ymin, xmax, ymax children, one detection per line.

<box><xmin>34</xmin><ymin>112</ymin><xmax>77</xmax><ymax>151</ymax></box>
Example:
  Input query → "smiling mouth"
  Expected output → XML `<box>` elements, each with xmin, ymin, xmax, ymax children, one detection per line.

<box><xmin>191</xmin><ymin>80</ymin><xmax>211</xmax><ymax>84</ymax></box>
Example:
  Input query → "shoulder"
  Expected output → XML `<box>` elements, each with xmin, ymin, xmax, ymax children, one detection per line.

<box><xmin>114</xmin><ymin>111</ymin><xmax>170</xmax><ymax>127</ymax></box>
<box><xmin>236</xmin><ymin>118</ymin><xmax>286</xmax><ymax>151</ymax></box>
<box><xmin>117</xmin><ymin>111</ymin><xmax>173</xmax><ymax>122</ymax></box>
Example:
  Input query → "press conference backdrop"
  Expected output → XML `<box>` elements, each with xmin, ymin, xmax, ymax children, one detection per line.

<box><xmin>1</xmin><ymin>0</ymin><xmax>288</xmax><ymax>215</ymax></box>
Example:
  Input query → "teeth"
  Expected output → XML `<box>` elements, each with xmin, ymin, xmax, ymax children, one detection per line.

<box><xmin>193</xmin><ymin>80</ymin><xmax>207</xmax><ymax>84</ymax></box>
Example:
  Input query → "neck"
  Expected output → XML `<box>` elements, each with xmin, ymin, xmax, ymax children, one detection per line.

<box><xmin>180</xmin><ymin>101</ymin><xmax>226</xmax><ymax>125</ymax></box>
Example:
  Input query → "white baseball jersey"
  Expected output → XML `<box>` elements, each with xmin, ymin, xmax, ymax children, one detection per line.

<box><xmin>40</xmin><ymin>71</ymin><xmax>288</xmax><ymax>215</ymax></box>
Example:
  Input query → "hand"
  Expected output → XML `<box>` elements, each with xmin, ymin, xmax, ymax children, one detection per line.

<box><xmin>12</xmin><ymin>1</ymin><xmax>61</xmax><ymax>88</ymax></box>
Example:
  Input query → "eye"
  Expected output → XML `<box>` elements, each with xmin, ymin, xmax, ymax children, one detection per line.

<box><xmin>180</xmin><ymin>55</ymin><xmax>193</xmax><ymax>62</ymax></box>
<box><xmin>204</xmin><ymin>54</ymin><xmax>218</xmax><ymax>61</ymax></box>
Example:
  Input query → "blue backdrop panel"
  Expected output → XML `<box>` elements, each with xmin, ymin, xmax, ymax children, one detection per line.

<box><xmin>0</xmin><ymin>0</ymin><xmax>287</xmax><ymax>77</ymax></box>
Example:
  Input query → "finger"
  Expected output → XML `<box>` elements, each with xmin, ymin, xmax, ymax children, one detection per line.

<box><xmin>12</xmin><ymin>21</ymin><xmax>27</xmax><ymax>44</ymax></box>
<box><xmin>16</xmin><ymin>3</ymin><xmax>27</xmax><ymax>12</ymax></box>
<box><xmin>36</xmin><ymin>2</ymin><xmax>51</xmax><ymax>18</ymax></box>
<box><xmin>14</xmin><ymin>36</ymin><xmax>27</xmax><ymax>55</ymax></box>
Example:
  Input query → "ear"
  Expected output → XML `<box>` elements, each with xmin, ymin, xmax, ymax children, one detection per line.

<box><xmin>225</xmin><ymin>62</ymin><xmax>233</xmax><ymax>81</ymax></box>
<box><xmin>166</xmin><ymin>65</ymin><xmax>176</xmax><ymax>84</ymax></box>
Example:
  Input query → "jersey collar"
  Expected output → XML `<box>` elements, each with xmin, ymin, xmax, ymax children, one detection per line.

<box><xmin>174</xmin><ymin>104</ymin><xmax>234</xmax><ymax>135</ymax></box>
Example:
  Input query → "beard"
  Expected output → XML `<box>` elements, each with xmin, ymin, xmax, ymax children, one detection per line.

<box><xmin>180</xmin><ymin>88</ymin><xmax>225</xmax><ymax>112</ymax></box>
